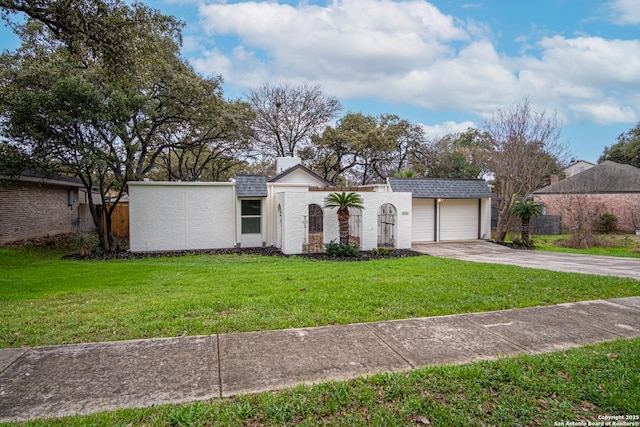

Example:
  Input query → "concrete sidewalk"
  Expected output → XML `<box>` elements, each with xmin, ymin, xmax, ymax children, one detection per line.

<box><xmin>2</xmin><ymin>297</ymin><xmax>640</xmax><ymax>422</ymax></box>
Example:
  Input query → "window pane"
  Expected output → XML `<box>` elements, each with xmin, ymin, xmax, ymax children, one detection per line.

<box><xmin>241</xmin><ymin>200</ymin><xmax>261</xmax><ymax>216</ymax></box>
<box><xmin>242</xmin><ymin>217</ymin><xmax>261</xmax><ymax>234</ymax></box>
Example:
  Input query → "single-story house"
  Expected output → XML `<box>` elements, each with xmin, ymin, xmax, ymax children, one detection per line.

<box><xmin>129</xmin><ymin>158</ymin><xmax>492</xmax><ymax>254</ymax></box>
<box><xmin>533</xmin><ymin>161</ymin><xmax>640</xmax><ymax>233</ymax></box>
<box><xmin>0</xmin><ymin>170</ymin><xmax>94</xmax><ymax>244</ymax></box>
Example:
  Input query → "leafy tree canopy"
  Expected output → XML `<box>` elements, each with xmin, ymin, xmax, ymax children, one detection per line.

<box><xmin>0</xmin><ymin>1</ymin><xmax>239</xmax><ymax>251</ymax></box>
<box><xmin>0</xmin><ymin>0</ymin><xmax>183</xmax><ymax>82</ymax></box>
<box><xmin>599</xmin><ymin>122</ymin><xmax>640</xmax><ymax>168</ymax></box>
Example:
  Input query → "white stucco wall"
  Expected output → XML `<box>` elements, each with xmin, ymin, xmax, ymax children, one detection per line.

<box><xmin>564</xmin><ymin>161</ymin><xmax>594</xmax><ymax>177</ymax></box>
<box><xmin>480</xmin><ymin>198</ymin><xmax>491</xmax><ymax>240</ymax></box>
<box><xmin>271</xmin><ymin>169</ymin><xmax>328</xmax><ymax>185</ymax></box>
<box><xmin>275</xmin><ymin>191</ymin><xmax>412</xmax><ymax>254</ymax></box>
<box><xmin>129</xmin><ymin>182</ymin><xmax>236</xmax><ymax>252</ymax></box>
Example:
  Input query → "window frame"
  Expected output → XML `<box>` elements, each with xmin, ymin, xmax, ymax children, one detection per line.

<box><xmin>241</xmin><ymin>199</ymin><xmax>262</xmax><ymax>234</ymax></box>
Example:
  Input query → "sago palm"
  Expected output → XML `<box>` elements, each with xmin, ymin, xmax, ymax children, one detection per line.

<box><xmin>510</xmin><ymin>200</ymin><xmax>544</xmax><ymax>242</ymax></box>
<box><xmin>324</xmin><ymin>192</ymin><xmax>364</xmax><ymax>245</ymax></box>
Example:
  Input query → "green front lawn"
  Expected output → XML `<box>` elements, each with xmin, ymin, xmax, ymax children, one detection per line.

<box><xmin>7</xmin><ymin>338</ymin><xmax>640</xmax><ymax>426</ymax></box>
<box><xmin>533</xmin><ymin>234</ymin><xmax>640</xmax><ymax>258</ymax></box>
<box><xmin>1</xmin><ymin>247</ymin><xmax>638</xmax><ymax>348</ymax></box>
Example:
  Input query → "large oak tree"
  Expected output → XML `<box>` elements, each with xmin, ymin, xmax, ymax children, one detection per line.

<box><xmin>0</xmin><ymin>1</ymin><xmax>242</xmax><ymax>251</ymax></box>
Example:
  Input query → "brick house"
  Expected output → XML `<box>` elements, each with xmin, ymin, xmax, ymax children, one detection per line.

<box><xmin>533</xmin><ymin>161</ymin><xmax>640</xmax><ymax>233</ymax></box>
<box><xmin>0</xmin><ymin>171</ymin><xmax>92</xmax><ymax>244</ymax></box>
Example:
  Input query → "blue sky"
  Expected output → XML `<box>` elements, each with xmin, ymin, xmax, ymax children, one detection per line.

<box><xmin>2</xmin><ymin>0</ymin><xmax>639</xmax><ymax>163</ymax></box>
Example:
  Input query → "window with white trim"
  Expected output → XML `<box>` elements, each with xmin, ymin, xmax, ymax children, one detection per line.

<box><xmin>241</xmin><ymin>200</ymin><xmax>261</xmax><ymax>234</ymax></box>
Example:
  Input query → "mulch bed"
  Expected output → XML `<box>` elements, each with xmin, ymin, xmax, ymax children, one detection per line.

<box><xmin>1</xmin><ymin>234</ymin><xmax>422</xmax><ymax>261</ymax></box>
<box><xmin>62</xmin><ymin>247</ymin><xmax>424</xmax><ymax>261</ymax></box>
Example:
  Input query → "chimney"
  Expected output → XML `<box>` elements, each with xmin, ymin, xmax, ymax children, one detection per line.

<box><xmin>550</xmin><ymin>174</ymin><xmax>559</xmax><ymax>184</ymax></box>
<box><xmin>276</xmin><ymin>156</ymin><xmax>301</xmax><ymax>173</ymax></box>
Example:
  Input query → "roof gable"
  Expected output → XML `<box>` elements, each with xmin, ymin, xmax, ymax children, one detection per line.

<box><xmin>534</xmin><ymin>161</ymin><xmax>640</xmax><ymax>194</ymax></box>
<box><xmin>388</xmin><ymin>177</ymin><xmax>492</xmax><ymax>199</ymax></box>
<box><xmin>268</xmin><ymin>164</ymin><xmax>331</xmax><ymax>186</ymax></box>
<box><xmin>235</xmin><ymin>175</ymin><xmax>268</xmax><ymax>197</ymax></box>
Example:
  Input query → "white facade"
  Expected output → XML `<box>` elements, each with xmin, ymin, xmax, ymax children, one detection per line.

<box><xmin>564</xmin><ymin>160</ymin><xmax>595</xmax><ymax>178</ymax></box>
<box><xmin>129</xmin><ymin>182</ymin><xmax>237</xmax><ymax>252</ymax></box>
<box><xmin>272</xmin><ymin>190</ymin><xmax>412</xmax><ymax>254</ymax></box>
<box><xmin>129</xmin><ymin>162</ymin><xmax>492</xmax><ymax>253</ymax></box>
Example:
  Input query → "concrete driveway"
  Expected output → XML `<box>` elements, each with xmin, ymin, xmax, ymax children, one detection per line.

<box><xmin>413</xmin><ymin>241</ymin><xmax>640</xmax><ymax>280</ymax></box>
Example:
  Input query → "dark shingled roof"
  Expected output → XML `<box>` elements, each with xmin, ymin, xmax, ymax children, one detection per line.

<box><xmin>0</xmin><ymin>169</ymin><xmax>85</xmax><ymax>187</ymax></box>
<box><xmin>534</xmin><ymin>161</ymin><xmax>640</xmax><ymax>194</ymax></box>
<box><xmin>235</xmin><ymin>175</ymin><xmax>268</xmax><ymax>197</ymax></box>
<box><xmin>388</xmin><ymin>178</ymin><xmax>492</xmax><ymax>199</ymax></box>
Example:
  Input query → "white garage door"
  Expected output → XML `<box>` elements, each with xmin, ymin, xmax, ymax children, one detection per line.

<box><xmin>440</xmin><ymin>199</ymin><xmax>479</xmax><ymax>241</ymax></box>
<box><xmin>411</xmin><ymin>198</ymin><xmax>435</xmax><ymax>242</ymax></box>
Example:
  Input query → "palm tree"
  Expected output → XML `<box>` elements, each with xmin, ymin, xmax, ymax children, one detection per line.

<box><xmin>510</xmin><ymin>200</ymin><xmax>544</xmax><ymax>242</ymax></box>
<box><xmin>324</xmin><ymin>192</ymin><xmax>364</xmax><ymax>245</ymax></box>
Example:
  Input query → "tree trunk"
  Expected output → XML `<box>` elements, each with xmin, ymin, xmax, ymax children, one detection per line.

<box><xmin>338</xmin><ymin>209</ymin><xmax>350</xmax><ymax>244</ymax></box>
<box><xmin>521</xmin><ymin>218</ymin><xmax>531</xmax><ymax>242</ymax></box>
<box><xmin>495</xmin><ymin>202</ymin><xmax>510</xmax><ymax>242</ymax></box>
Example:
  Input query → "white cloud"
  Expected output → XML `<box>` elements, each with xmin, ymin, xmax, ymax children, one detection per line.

<box><xmin>515</xmin><ymin>36</ymin><xmax>640</xmax><ymax>123</ymax></box>
<box><xmin>609</xmin><ymin>0</ymin><xmax>640</xmax><ymax>25</ymax></box>
<box><xmin>420</xmin><ymin>120</ymin><xmax>476</xmax><ymax>139</ymax></box>
<box><xmin>190</xmin><ymin>0</ymin><xmax>640</xmax><ymax>126</ymax></box>
<box><xmin>198</xmin><ymin>0</ymin><xmax>468</xmax><ymax>81</ymax></box>
<box><xmin>568</xmin><ymin>103</ymin><xmax>637</xmax><ymax>124</ymax></box>
<box><xmin>191</xmin><ymin>46</ymin><xmax>271</xmax><ymax>85</ymax></box>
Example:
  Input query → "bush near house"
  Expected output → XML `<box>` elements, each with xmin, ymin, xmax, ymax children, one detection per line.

<box><xmin>598</xmin><ymin>213</ymin><xmax>618</xmax><ymax>234</ymax></box>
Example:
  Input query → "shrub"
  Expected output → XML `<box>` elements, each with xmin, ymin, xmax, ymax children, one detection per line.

<box><xmin>512</xmin><ymin>237</ymin><xmax>535</xmax><ymax>248</ymax></box>
<box><xmin>598</xmin><ymin>213</ymin><xmax>618</xmax><ymax>234</ymax></box>
<box><xmin>371</xmin><ymin>247</ymin><xmax>390</xmax><ymax>256</ymax></box>
<box><xmin>324</xmin><ymin>241</ymin><xmax>359</xmax><ymax>257</ymax></box>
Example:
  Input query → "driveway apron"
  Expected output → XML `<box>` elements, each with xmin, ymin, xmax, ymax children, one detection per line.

<box><xmin>412</xmin><ymin>241</ymin><xmax>640</xmax><ymax>280</ymax></box>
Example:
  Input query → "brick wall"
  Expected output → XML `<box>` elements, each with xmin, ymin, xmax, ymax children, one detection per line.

<box><xmin>0</xmin><ymin>180</ymin><xmax>80</xmax><ymax>243</ymax></box>
<box><xmin>536</xmin><ymin>193</ymin><xmax>640</xmax><ymax>233</ymax></box>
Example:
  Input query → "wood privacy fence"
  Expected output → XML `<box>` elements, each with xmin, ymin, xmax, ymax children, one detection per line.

<box><xmin>104</xmin><ymin>204</ymin><xmax>129</xmax><ymax>238</ymax></box>
<box><xmin>491</xmin><ymin>210</ymin><xmax>562</xmax><ymax>235</ymax></box>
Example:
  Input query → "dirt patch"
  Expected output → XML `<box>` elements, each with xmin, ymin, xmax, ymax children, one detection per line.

<box><xmin>1</xmin><ymin>233</ymin><xmax>78</xmax><ymax>249</ymax></box>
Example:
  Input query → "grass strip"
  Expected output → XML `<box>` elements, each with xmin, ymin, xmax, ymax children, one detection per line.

<box><xmin>533</xmin><ymin>234</ymin><xmax>640</xmax><ymax>258</ymax></box>
<box><xmin>1</xmin><ymin>248</ymin><xmax>638</xmax><ymax>348</ymax></box>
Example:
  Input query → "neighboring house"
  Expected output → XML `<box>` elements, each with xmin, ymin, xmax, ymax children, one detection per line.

<box><xmin>533</xmin><ymin>161</ymin><xmax>640</xmax><ymax>233</ymax></box>
<box><xmin>563</xmin><ymin>160</ymin><xmax>596</xmax><ymax>178</ymax></box>
<box><xmin>128</xmin><ymin>158</ymin><xmax>493</xmax><ymax>254</ymax></box>
<box><xmin>0</xmin><ymin>171</ymin><xmax>93</xmax><ymax>244</ymax></box>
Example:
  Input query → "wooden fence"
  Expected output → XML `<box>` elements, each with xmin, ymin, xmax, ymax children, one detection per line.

<box><xmin>105</xmin><ymin>204</ymin><xmax>129</xmax><ymax>238</ymax></box>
